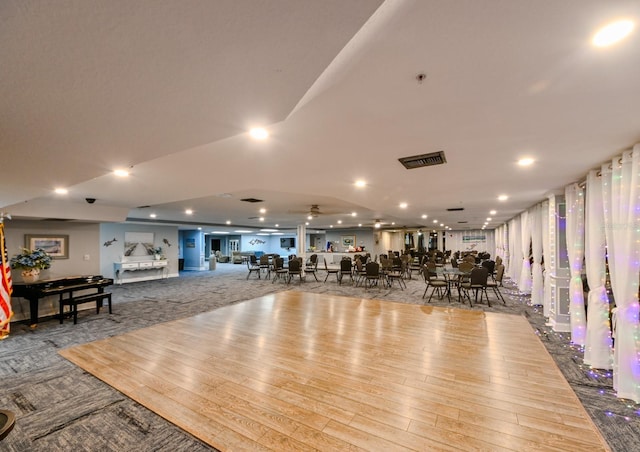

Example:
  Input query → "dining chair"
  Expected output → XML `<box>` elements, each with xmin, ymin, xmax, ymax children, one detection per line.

<box><xmin>272</xmin><ymin>257</ymin><xmax>288</xmax><ymax>283</ymax></box>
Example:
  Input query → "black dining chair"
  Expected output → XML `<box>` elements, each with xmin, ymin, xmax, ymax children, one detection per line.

<box><xmin>323</xmin><ymin>258</ymin><xmax>340</xmax><ymax>282</ymax></box>
<box><xmin>339</xmin><ymin>258</ymin><xmax>353</xmax><ymax>285</ymax></box>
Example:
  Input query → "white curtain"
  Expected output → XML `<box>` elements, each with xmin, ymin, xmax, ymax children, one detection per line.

<box><xmin>518</xmin><ymin>211</ymin><xmax>532</xmax><ymax>294</ymax></box>
<box><xmin>509</xmin><ymin>217</ymin><xmax>522</xmax><ymax>283</ymax></box>
<box><xmin>502</xmin><ymin>223</ymin><xmax>510</xmax><ymax>275</ymax></box>
<box><xmin>530</xmin><ymin>205</ymin><xmax>544</xmax><ymax>306</ymax></box>
<box><xmin>541</xmin><ymin>200</ymin><xmax>551</xmax><ymax>317</ymax></box>
<box><xmin>565</xmin><ymin>183</ymin><xmax>586</xmax><ymax>346</ymax></box>
<box><xmin>583</xmin><ymin>169</ymin><xmax>612</xmax><ymax>369</ymax></box>
<box><xmin>607</xmin><ymin>148</ymin><xmax>640</xmax><ymax>402</ymax></box>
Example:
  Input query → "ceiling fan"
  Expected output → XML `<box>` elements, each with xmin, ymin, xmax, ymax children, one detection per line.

<box><xmin>289</xmin><ymin>204</ymin><xmax>342</xmax><ymax>218</ymax></box>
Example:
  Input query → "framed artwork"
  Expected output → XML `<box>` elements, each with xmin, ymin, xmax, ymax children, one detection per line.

<box><xmin>124</xmin><ymin>232</ymin><xmax>154</xmax><ymax>256</ymax></box>
<box><xmin>25</xmin><ymin>234</ymin><xmax>69</xmax><ymax>259</ymax></box>
<box><xmin>341</xmin><ymin>235</ymin><xmax>356</xmax><ymax>248</ymax></box>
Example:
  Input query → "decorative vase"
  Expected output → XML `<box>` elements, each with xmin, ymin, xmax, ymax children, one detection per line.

<box><xmin>21</xmin><ymin>268</ymin><xmax>41</xmax><ymax>283</ymax></box>
<box><xmin>154</xmin><ymin>254</ymin><xmax>161</xmax><ymax>260</ymax></box>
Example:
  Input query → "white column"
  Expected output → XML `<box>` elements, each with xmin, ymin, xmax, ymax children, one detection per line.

<box><xmin>296</xmin><ymin>224</ymin><xmax>306</xmax><ymax>256</ymax></box>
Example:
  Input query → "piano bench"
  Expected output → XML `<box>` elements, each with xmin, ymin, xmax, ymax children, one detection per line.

<box><xmin>59</xmin><ymin>292</ymin><xmax>112</xmax><ymax>325</ymax></box>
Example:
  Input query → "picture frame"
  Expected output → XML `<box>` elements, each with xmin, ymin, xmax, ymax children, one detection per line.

<box><xmin>25</xmin><ymin>234</ymin><xmax>69</xmax><ymax>259</ymax></box>
<box><xmin>341</xmin><ymin>235</ymin><xmax>356</xmax><ymax>248</ymax></box>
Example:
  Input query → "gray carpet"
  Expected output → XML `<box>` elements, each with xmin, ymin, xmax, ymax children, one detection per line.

<box><xmin>0</xmin><ymin>263</ymin><xmax>637</xmax><ymax>451</ymax></box>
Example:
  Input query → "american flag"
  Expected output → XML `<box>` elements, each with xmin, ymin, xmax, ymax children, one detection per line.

<box><xmin>0</xmin><ymin>222</ymin><xmax>13</xmax><ymax>339</ymax></box>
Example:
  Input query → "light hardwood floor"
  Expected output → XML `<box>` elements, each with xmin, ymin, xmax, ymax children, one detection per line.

<box><xmin>60</xmin><ymin>292</ymin><xmax>610</xmax><ymax>451</ymax></box>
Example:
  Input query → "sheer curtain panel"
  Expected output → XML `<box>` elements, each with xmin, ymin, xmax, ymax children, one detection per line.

<box><xmin>541</xmin><ymin>201</ymin><xmax>551</xmax><ymax>317</ymax></box>
<box><xmin>565</xmin><ymin>183</ymin><xmax>586</xmax><ymax>346</ymax></box>
<box><xmin>607</xmin><ymin>148</ymin><xmax>640</xmax><ymax>402</ymax></box>
<box><xmin>518</xmin><ymin>211</ymin><xmax>532</xmax><ymax>294</ymax></box>
<box><xmin>530</xmin><ymin>205</ymin><xmax>544</xmax><ymax>306</ymax></box>
<box><xmin>584</xmin><ymin>169</ymin><xmax>612</xmax><ymax>369</ymax></box>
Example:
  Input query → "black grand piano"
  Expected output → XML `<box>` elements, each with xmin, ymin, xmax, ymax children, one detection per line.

<box><xmin>12</xmin><ymin>275</ymin><xmax>114</xmax><ymax>326</ymax></box>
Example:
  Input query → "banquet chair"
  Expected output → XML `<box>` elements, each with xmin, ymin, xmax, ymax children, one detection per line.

<box><xmin>271</xmin><ymin>257</ymin><xmax>288</xmax><ymax>283</ymax></box>
<box><xmin>422</xmin><ymin>268</ymin><xmax>449</xmax><ymax>302</ymax></box>
<box><xmin>486</xmin><ymin>264</ymin><xmax>506</xmax><ymax>304</ymax></box>
<box><xmin>387</xmin><ymin>260</ymin><xmax>407</xmax><ymax>289</ymax></box>
<box><xmin>287</xmin><ymin>258</ymin><xmax>303</xmax><ymax>284</ymax></box>
<box><xmin>353</xmin><ymin>258</ymin><xmax>367</xmax><ymax>286</ymax></box>
<box><xmin>339</xmin><ymin>258</ymin><xmax>353</xmax><ymax>285</ymax></box>
<box><xmin>323</xmin><ymin>258</ymin><xmax>340</xmax><ymax>283</ymax></box>
<box><xmin>459</xmin><ymin>267</ymin><xmax>490</xmax><ymax>307</ymax></box>
<box><xmin>246</xmin><ymin>258</ymin><xmax>261</xmax><ymax>280</ymax></box>
<box><xmin>481</xmin><ymin>260</ymin><xmax>496</xmax><ymax>280</ymax></box>
<box><xmin>259</xmin><ymin>254</ymin><xmax>271</xmax><ymax>279</ymax></box>
<box><xmin>304</xmin><ymin>254</ymin><xmax>319</xmax><ymax>281</ymax></box>
<box><xmin>364</xmin><ymin>261</ymin><xmax>381</xmax><ymax>290</ymax></box>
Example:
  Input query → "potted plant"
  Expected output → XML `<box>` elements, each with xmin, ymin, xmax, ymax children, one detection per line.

<box><xmin>10</xmin><ymin>247</ymin><xmax>52</xmax><ymax>282</ymax></box>
<box><xmin>151</xmin><ymin>246</ymin><xmax>163</xmax><ymax>260</ymax></box>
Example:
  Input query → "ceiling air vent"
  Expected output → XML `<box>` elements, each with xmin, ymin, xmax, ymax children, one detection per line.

<box><xmin>240</xmin><ymin>198</ymin><xmax>263</xmax><ymax>203</ymax></box>
<box><xmin>447</xmin><ymin>207</ymin><xmax>464</xmax><ymax>212</ymax></box>
<box><xmin>398</xmin><ymin>151</ymin><xmax>447</xmax><ymax>169</ymax></box>
<box><xmin>457</xmin><ymin>221</ymin><xmax>468</xmax><ymax>224</ymax></box>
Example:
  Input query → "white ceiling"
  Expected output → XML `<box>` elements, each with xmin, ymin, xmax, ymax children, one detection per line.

<box><xmin>3</xmin><ymin>0</ymin><xmax>640</xmax><ymax>233</ymax></box>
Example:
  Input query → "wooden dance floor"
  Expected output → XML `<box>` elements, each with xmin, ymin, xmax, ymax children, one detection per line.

<box><xmin>60</xmin><ymin>292</ymin><xmax>609</xmax><ymax>451</ymax></box>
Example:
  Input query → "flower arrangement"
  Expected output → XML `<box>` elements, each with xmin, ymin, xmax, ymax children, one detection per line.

<box><xmin>10</xmin><ymin>247</ymin><xmax>52</xmax><ymax>270</ymax></box>
<box><xmin>151</xmin><ymin>246</ymin><xmax>163</xmax><ymax>255</ymax></box>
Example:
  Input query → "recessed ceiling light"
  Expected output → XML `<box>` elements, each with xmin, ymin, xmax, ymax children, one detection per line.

<box><xmin>259</xmin><ymin>208</ymin><xmax>266</xmax><ymax>214</ymax></box>
<box><xmin>486</xmin><ymin>217</ymin><xmax>492</xmax><ymax>221</ymax></box>
<box><xmin>337</xmin><ymin>220</ymin><xmax>342</xmax><ymax>224</ymax></box>
<box><xmin>257</xmin><ymin>233</ymin><xmax>270</xmax><ymax>236</ymax></box>
<box><xmin>391</xmin><ymin>222</ymin><xmax>395</xmax><ymax>225</ymax></box>
<box><xmin>260</xmin><ymin>229</ymin><xmax>278</xmax><ymax>232</ymax></box>
<box><xmin>354</xmin><ymin>180</ymin><xmax>366</xmax><ymax>188</ymax></box>
<box><xmin>149</xmin><ymin>213</ymin><xmax>157</xmax><ymax>218</ymax></box>
<box><xmin>113</xmin><ymin>169</ymin><xmax>129</xmax><ymax>177</ymax></box>
<box><xmin>592</xmin><ymin>19</ymin><xmax>635</xmax><ymax>47</ymax></box>
<box><xmin>421</xmin><ymin>214</ymin><xmax>427</xmax><ymax>219</ymax></box>
<box><xmin>259</xmin><ymin>217</ymin><xmax>265</xmax><ymax>222</ymax></box>
<box><xmin>271</xmin><ymin>232</ymin><xmax>284</xmax><ymax>235</ymax></box>
<box><xmin>374</xmin><ymin>220</ymin><xmax>381</xmax><ymax>229</ymax></box>
<box><xmin>440</xmin><ymin>223</ymin><xmax>444</xmax><ymax>227</ymax></box>
<box><xmin>211</xmin><ymin>231</ymin><xmax>229</xmax><ymax>234</ymax></box>
<box><xmin>517</xmin><ymin>158</ymin><xmax>535</xmax><ymax>166</ymax></box>
<box><xmin>249</xmin><ymin>127</ymin><xmax>269</xmax><ymax>140</ymax></box>
<box><xmin>54</xmin><ymin>188</ymin><xmax>68</xmax><ymax>195</ymax></box>
<box><xmin>498</xmin><ymin>195</ymin><xmax>508</xmax><ymax>201</ymax></box>
<box><xmin>490</xmin><ymin>210</ymin><xmax>497</xmax><ymax>215</ymax></box>
<box><xmin>305</xmin><ymin>222</ymin><xmax>309</xmax><ymax>225</ymax></box>
<box><xmin>399</xmin><ymin>202</ymin><xmax>408</xmax><ymax>209</ymax></box>
<box><xmin>330</xmin><ymin>225</ymin><xmax>333</xmax><ymax>228</ymax></box>
<box><xmin>197</xmin><ymin>227</ymin><xmax>202</xmax><ymax>230</ymax></box>
<box><xmin>432</xmin><ymin>219</ymin><xmax>438</xmax><ymax>223</ymax></box>
<box><xmin>358</xmin><ymin>223</ymin><xmax>362</xmax><ymax>227</ymax></box>
<box><xmin>226</xmin><ymin>220</ymin><xmax>231</xmax><ymax>225</ymax></box>
<box><xmin>185</xmin><ymin>209</ymin><xmax>193</xmax><ymax>215</ymax></box>
<box><xmin>275</xmin><ymin>224</ymin><xmax>279</xmax><ymax>227</ymax></box>
<box><xmin>307</xmin><ymin>215</ymin><xmax>313</xmax><ymax>220</ymax></box>
<box><xmin>351</xmin><ymin>212</ymin><xmax>357</xmax><ymax>217</ymax></box>
<box><xmin>234</xmin><ymin>230</ymin><xmax>253</xmax><ymax>233</ymax></box>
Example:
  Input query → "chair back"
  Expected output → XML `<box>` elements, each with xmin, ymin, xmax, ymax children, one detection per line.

<box><xmin>249</xmin><ymin>255</ymin><xmax>257</xmax><ymax>264</ymax></box>
<box><xmin>481</xmin><ymin>260</ymin><xmax>495</xmax><ymax>274</ymax></box>
<box><xmin>451</xmin><ymin>258</ymin><xmax>458</xmax><ymax>268</ymax></box>
<box><xmin>289</xmin><ymin>258</ymin><xmax>301</xmax><ymax>272</ymax></box>
<box><xmin>324</xmin><ymin>258</ymin><xmax>329</xmax><ymax>271</ymax></box>
<box><xmin>340</xmin><ymin>259</ymin><xmax>352</xmax><ymax>272</ymax></box>
<box><xmin>458</xmin><ymin>261</ymin><xmax>474</xmax><ymax>273</ymax></box>
<box><xmin>310</xmin><ymin>254</ymin><xmax>317</xmax><ymax>264</ymax></box>
<box><xmin>495</xmin><ymin>264</ymin><xmax>505</xmax><ymax>283</ymax></box>
<box><xmin>259</xmin><ymin>255</ymin><xmax>269</xmax><ymax>265</ymax></box>
<box><xmin>365</xmin><ymin>262</ymin><xmax>380</xmax><ymax>277</ymax></box>
<box><xmin>273</xmin><ymin>257</ymin><xmax>284</xmax><ymax>270</ymax></box>
<box><xmin>355</xmin><ymin>258</ymin><xmax>363</xmax><ymax>272</ymax></box>
<box><xmin>495</xmin><ymin>256</ymin><xmax>503</xmax><ymax>266</ymax></box>
<box><xmin>469</xmin><ymin>267</ymin><xmax>489</xmax><ymax>286</ymax></box>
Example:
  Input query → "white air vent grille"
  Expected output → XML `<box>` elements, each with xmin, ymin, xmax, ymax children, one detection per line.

<box><xmin>398</xmin><ymin>151</ymin><xmax>447</xmax><ymax>169</ymax></box>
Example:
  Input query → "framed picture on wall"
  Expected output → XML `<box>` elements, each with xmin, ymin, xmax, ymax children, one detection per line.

<box><xmin>25</xmin><ymin>234</ymin><xmax>69</xmax><ymax>259</ymax></box>
<box><xmin>341</xmin><ymin>235</ymin><xmax>355</xmax><ymax>248</ymax></box>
